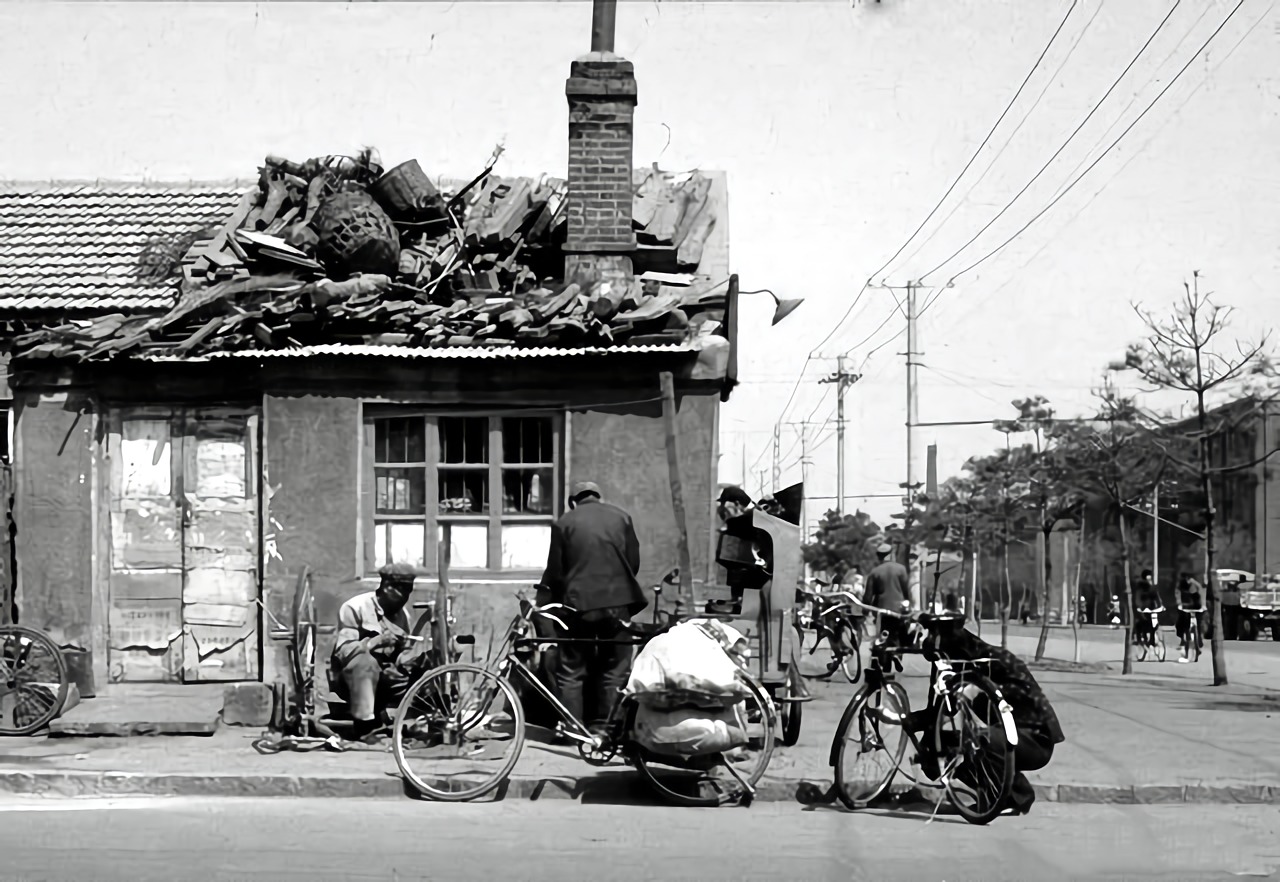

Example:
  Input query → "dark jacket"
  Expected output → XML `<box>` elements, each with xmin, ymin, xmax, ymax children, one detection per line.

<box><xmin>540</xmin><ymin>498</ymin><xmax>646</xmax><ymax>619</ymax></box>
<box><xmin>945</xmin><ymin>629</ymin><xmax>1066</xmax><ymax>746</ymax></box>
<box><xmin>865</xmin><ymin>560</ymin><xmax>909</xmax><ymax>611</ymax></box>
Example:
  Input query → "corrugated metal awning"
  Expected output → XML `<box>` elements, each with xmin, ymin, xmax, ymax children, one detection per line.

<box><xmin>135</xmin><ymin>342</ymin><xmax>696</xmax><ymax>362</ymax></box>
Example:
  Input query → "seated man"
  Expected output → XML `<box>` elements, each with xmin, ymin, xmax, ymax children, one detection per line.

<box><xmin>917</xmin><ymin>619</ymin><xmax>1066</xmax><ymax>816</ymax></box>
<box><xmin>328</xmin><ymin>562</ymin><xmax>422</xmax><ymax>742</ymax></box>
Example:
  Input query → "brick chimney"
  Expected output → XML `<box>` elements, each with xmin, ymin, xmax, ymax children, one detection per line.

<box><xmin>564</xmin><ymin>0</ymin><xmax>637</xmax><ymax>290</ymax></box>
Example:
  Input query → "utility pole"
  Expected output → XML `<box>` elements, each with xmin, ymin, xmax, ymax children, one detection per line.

<box><xmin>770</xmin><ymin>423</ymin><xmax>781</xmax><ymax>493</ymax></box>
<box><xmin>799</xmin><ymin>423</ymin><xmax>809</xmax><ymax>541</ymax></box>
<box><xmin>740</xmin><ymin>441</ymin><xmax>747</xmax><ymax>489</ymax></box>
<box><xmin>906</xmin><ymin>280</ymin><xmax>920</xmax><ymax>495</ymax></box>
<box><xmin>820</xmin><ymin>355</ymin><xmax>862</xmax><ymax>514</ymax></box>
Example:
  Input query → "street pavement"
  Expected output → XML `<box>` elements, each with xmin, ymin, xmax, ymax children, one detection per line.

<box><xmin>1</xmin><ymin>627</ymin><xmax>1276</xmax><ymax>803</ymax></box>
<box><xmin>0</xmin><ymin>795</ymin><xmax>1277</xmax><ymax>881</ymax></box>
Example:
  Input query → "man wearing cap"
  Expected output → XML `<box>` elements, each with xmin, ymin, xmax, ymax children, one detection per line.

<box><xmin>864</xmin><ymin>542</ymin><xmax>912</xmax><ymax>645</ymax></box>
<box><xmin>540</xmin><ymin>482</ymin><xmax>646</xmax><ymax>736</ymax></box>
<box><xmin>328</xmin><ymin>562</ymin><xmax>417</xmax><ymax>741</ymax></box>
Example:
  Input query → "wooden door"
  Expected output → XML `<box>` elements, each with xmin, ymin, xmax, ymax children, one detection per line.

<box><xmin>106</xmin><ymin>408</ymin><xmax>260</xmax><ymax>683</ymax></box>
<box><xmin>107</xmin><ymin>413</ymin><xmax>185</xmax><ymax>683</ymax></box>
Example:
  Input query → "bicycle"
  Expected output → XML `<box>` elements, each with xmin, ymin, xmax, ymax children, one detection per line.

<box><xmin>1135</xmin><ymin>607</ymin><xmax>1166</xmax><ymax>663</ymax></box>
<box><xmin>795</xmin><ymin>588</ymin><xmax>863</xmax><ymax>684</ymax></box>
<box><xmin>1178</xmin><ymin>606</ymin><xmax>1205</xmax><ymax>663</ymax></box>
<box><xmin>391</xmin><ymin>593</ymin><xmax>777</xmax><ymax>807</ymax></box>
<box><xmin>830</xmin><ymin>602</ymin><xmax>1018</xmax><ymax>826</ymax></box>
<box><xmin>0</xmin><ymin>623</ymin><xmax>71</xmax><ymax>736</ymax></box>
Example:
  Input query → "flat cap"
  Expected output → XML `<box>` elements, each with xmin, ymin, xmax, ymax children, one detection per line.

<box><xmin>717</xmin><ymin>486</ymin><xmax>753</xmax><ymax>507</ymax></box>
<box><xmin>570</xmin><ymin>481</ymin><xmax>602</xmax><ymax>501</ymax></box>
<box><xmin>876</xmin><ymin>542</ymin><xmax>893</xmax><ymax>555</ymax></box>
<box><xmin>379</xmin><ymin>562</ymin><xmax>418</xmax><ymax>583</ymax></box>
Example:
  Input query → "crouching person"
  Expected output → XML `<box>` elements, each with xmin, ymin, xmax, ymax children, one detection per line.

<box><xmin>328</xmin><ymin>563</ymin><xmax>419</xmax><ymax>742</ymax></box>
<box><xmin>925</xmin><ymin>619</ymin><xmax>1066</xmax><ymax>816</ymax></box>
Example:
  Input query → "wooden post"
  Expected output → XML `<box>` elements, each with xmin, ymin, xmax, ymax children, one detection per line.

<box><xmin>660</xmin><ymin>371</ymin><xmax>694</xmax><ymax>612</ymax></box>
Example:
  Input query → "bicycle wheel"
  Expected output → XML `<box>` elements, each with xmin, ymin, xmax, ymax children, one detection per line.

<box><xmin>632</xmin><ymin>674</ymin><xmax>777</xmax><ymax>807</ymax></box>
<box><xmin>833</xmin><ymin>682</ymin><xmax>910</xmax><ymax>810</ymax></box>
<box><xmin>795</xmin><ymin>625</ymin><xmax>838</xmax><ymax>680</ymax></box>
<box><xmin>934</xmin><ymin>674</ymin><xmax>1016</xmax><ymax>826</ymax></box>
<box><xmin>392</xmin><ymin>663</ymin><xmax>525</xmax><ymax>802</ymax></box>
<box><xmin>0</xmin><ymin>625</ymin><xmax>70</xmax><ymax>736</ymax></box>
<box><xmin>839</xmin><ymin>629</ymin><xmax>863</xmax><ymax>684</ymax></box>
<box><xmin>1153</xmin><ymin>631</ymin><xmax>1166</xmax><ymax>663</ymax></box>
<box><xmin>290</xmin><ymin>569</ymin><xmax>318</xmax><ymax>725</ymax></box>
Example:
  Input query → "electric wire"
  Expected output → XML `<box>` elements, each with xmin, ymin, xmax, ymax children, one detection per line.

<box><xmin>917</xmin><ymin>0</ymin><xmax>1185</xmax><ymax>284</ymax></box>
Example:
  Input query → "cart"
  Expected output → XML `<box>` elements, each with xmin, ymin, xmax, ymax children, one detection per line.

<box><xmin>703</xmin><ymin>505</ymin><xmax>806</xmax><ymax>747</ymax></box>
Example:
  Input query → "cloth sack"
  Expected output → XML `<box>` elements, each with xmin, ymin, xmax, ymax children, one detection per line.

<box><xmin>625</xmin><ymin>620</ymin><xmax>750</xmax><ymax>703</ymax></box>
<box><xmin>632</xmin><ymin>702</ymin><xmax>749</xmax><ymax>758</ymax></box>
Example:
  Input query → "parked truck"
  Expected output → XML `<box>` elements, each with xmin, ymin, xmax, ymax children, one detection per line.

<box><xmin>1215</xmin><ymin>569</ymin><xmax>1280</xmax><ymax>641</ymax></box>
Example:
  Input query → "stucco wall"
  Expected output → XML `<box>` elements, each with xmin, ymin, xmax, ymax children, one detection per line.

<box><xmin>264</xmin><ymin>389</ymin><xmax>720</xmax><ymax>681</ymax></box>
<box><xmin>262</xmin><ymin>394</ymin><xmax>363</xmax><ymax>682</ymax></box>
<box><xmin>569</xmin><ymin>393</ymin><xmax>717</xmax><ymax>591</ymax></box>
<box><xmin>12</xmin><ymin>390</ymin><xmax>94</xmax><ymax>647</ymax></box>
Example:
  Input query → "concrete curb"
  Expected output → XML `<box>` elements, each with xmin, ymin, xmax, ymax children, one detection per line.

<box><xmin>1</xmin><ymin>769</ymin><xmax>1277</xmax><ymax>805</ymax></box>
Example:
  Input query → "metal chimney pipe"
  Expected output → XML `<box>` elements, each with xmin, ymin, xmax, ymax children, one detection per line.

<box><xmin>590</xmin><ymin>0</ymin><xmax>616</xmax><ymax>53</ymax></box>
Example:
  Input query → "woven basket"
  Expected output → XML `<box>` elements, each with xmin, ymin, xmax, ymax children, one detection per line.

<box><xmin>313</xmin><ymin>189</ymin><xmax>401</xmax><ymax>279</ymax></box>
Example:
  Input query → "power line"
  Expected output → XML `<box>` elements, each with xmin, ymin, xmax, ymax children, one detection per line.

<box><xmin>887</xmin><ymin>0</ymin><xmax>1103</xmax><ymax>279</ymax></box>
<box><xmin>876</xmin><ymin>0</ymin><xmax>1081</xmax><ymax>282</ymax></box>
<box><xmin>750</xmin><ymin>1</ymin><xmax>1081</xmax><ymax>474</ymax></box>
<box><xmin>944</xmin><ymin>0</ymin><xmax>1251</xmax><ymax>283</ymax></box>
<box><xmin>918</xmin><ymin>0</ymin><xmax>1185</xmax><ymax>284</ymax></box>
<box><xmin>919</xmin><ymin>0</ymin><xmax>1271</xmax><ymax>331</ymax></box>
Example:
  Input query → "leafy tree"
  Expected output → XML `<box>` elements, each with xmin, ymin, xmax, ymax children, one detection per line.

<box><xmin>1114</xmin><ymin>274</ymin><xmax>1273</xmax><ymax>685</ymax></box>
<box><xmin>1055</xmin><ymin>384</ymin><xmax>1184</xmax><ymax>674</ymax></box>
<box><xmin>995</xmin><ymin>397</ymin><xmax>1084</xmax><ymax>660</ymax></box>
<box><xmin>803</xmin><ymin>509</ymin><xmax>884</xmax><ymax>582</ymax></box>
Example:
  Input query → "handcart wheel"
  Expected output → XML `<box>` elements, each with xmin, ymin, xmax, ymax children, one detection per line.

<box><xmin>779</xmin><ymin>666</ymin><xmax>803</xmax><ymax>747</ymax></box>
<box><xmin>631</xmin><ymin>674</ymin><xmax>777</xmax><ymax>808</ymax></box>
<box><xmin>0</xmin><ymin>624</ymin><xmax>71</xmax><ymax>736</ymax></box>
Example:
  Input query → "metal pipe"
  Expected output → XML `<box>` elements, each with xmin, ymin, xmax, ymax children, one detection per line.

<box><xmin>591</xmin><ymin>0</ymin><xmax>616</xmax><ymax>53</ymax></box>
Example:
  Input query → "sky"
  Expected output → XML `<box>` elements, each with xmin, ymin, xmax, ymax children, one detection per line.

<box><xmin>2</xmin><ymin>0</ymin><xmax>1277</xmax><ymax>530</ymax></box>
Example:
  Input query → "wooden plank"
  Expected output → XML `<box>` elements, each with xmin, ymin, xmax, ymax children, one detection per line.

<box><xmin>660</xmin><ymin>371</ymin><xmax>694</xmax><ymax>612</ymax></box>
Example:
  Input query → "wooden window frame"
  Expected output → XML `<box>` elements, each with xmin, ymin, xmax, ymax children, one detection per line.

<box><xmin>360</xmin><ymin>406</ymin><xmax>563</xmax><ymax>578</ymax></box>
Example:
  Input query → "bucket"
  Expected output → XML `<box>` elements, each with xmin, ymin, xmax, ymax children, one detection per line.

<box><xmin>368</xmin><ymin>159</ymin><xmax>443</xmax><ymax>221</ymax></box>
<box><xmin>61</xmin><ymin>647</ymin><xmax>96</xmax><ymax>699</ymax></box>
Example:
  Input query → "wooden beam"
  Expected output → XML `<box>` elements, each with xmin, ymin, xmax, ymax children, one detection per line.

<box><xmin>660</xmin><ymin>371</ymin><xmax>694</xmax><ymax>612</ymax></box>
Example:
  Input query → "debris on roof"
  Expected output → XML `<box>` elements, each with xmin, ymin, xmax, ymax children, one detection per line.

<box><xmin>11</xmin><ymin>148</ymin><xmax>729</xmax><ymax>362</ymax></box>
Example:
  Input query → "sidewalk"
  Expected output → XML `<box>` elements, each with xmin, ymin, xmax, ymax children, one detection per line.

<box><xmin>3</xmin><ymin>655</ymin><xmax>1277</xmax><ymax>805</ymax></box>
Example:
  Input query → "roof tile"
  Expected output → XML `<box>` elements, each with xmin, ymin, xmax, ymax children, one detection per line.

<box><xmin>0</xmin><ymin>183</ymin><xmax>245</xmax><ymax>313</ymax></box>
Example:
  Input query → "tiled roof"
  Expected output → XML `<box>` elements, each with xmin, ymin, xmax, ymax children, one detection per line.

<box><xmin>0</xmin><ymin>183</ymin><xmax>247</xmax><ymax>313</ymax></box>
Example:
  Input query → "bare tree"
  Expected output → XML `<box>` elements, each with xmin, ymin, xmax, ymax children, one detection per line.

<box><xmin>1114</xmin><ymin>273</ymin><xmax>1273</xmax><ymax>686</ymax></box>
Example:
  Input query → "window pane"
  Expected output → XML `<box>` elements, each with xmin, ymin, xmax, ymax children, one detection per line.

<box><xmin>388</xmin><ymin>522</ymin><xmax>426</xmax><ymax>569</ymax></box>
<box><xmin>375</xmin><ymin>467</ymin><xmax>426</xmax><ymax>514</ymax></box>
<box><xmin>438</xmin><ymin>524</ymin><xmax>488</xmax><ymax>569</ymax></box>
<box><xmin>374</xmin><ymin>523</ymin><xmax>387</xmax><ymax>569</ymax></box>
<box><xmin>439</xmin><ymin>417</ymin><xmax>489</xmax><ymax>464</ymax></box>
<box><xmin>502</xmin><ymin>467</ymin><xmax>555</xmax><ymax>515</ymax></box>
<box><xmin>375</xmin><ymin>417</ymin><xmax>425</xmax><ymax>464</ymax></box>
<box><xmin>502</xmin><ymin>417</ymin><xmax>554</xmax><ymax>464</ymax></box>
<box><xmin>502</xmin><ymin>524</ymin><xmax>551</xmax><ymax>569</ymax></box>
<box><xmin>439</xmin><ymin>470</ymin><xmax>488</xmax><ymax>514</ymax></box>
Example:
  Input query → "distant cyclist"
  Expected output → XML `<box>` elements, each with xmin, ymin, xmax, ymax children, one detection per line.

<box><xmin>1133</xmin><ymin>571</ymin><xmax>1161</xmax><ymax>647</ymax></box>
<box><xmin>1176</xmin><ymin>573</ymin><xmax>1206</xmax><ymax>663</ymax></box>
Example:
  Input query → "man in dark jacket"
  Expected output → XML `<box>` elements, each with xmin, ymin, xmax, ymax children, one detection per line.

<box><xmin>864</xmin><ymin>543</ymin><xmax>912</xmax><ymax>645</ymax></box>
<box><xmin>539</xmin><ymin>481</ymin><xmax>646</xmax><ymax>735</ymax></box>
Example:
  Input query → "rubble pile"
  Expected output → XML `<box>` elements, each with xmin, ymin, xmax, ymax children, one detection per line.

<box><xmin>15</xmin><ymin>148</ymin><xmax>726</xmax><ymax>362</ymax></box>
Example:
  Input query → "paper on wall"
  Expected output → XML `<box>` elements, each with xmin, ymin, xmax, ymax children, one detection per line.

<box><xmin>196</xmin><ymin>439</ymin><xmax>247</xmax><ymax>498</ymax></box>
